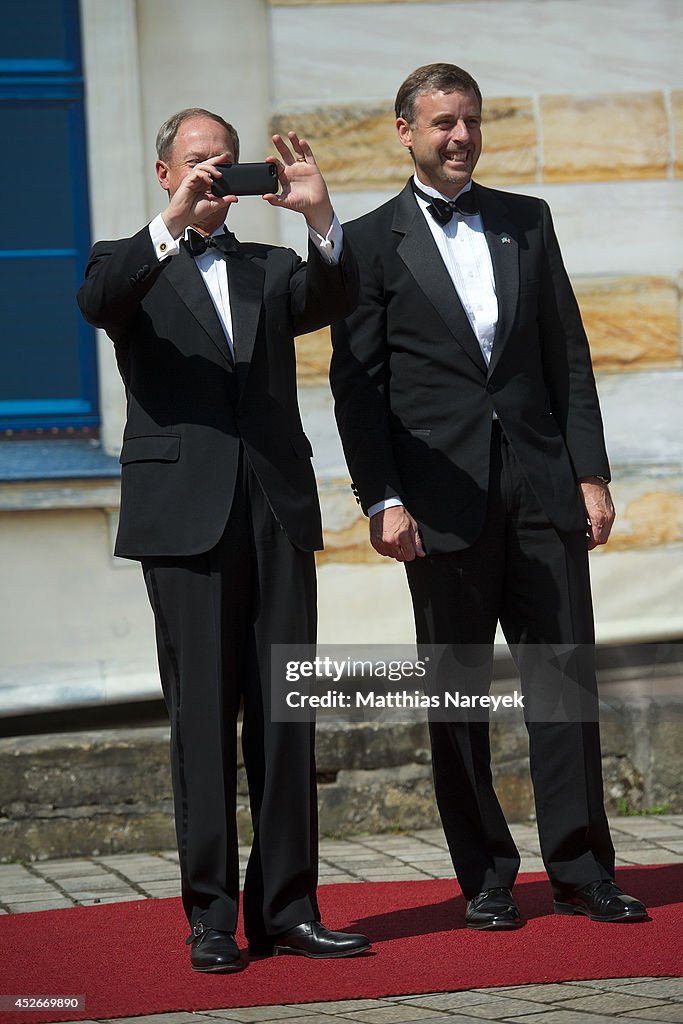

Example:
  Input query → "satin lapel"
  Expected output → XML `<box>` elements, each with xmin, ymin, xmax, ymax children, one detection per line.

<box><xmin>162</xmin><ymin>246</ymin><xmax>233</xmax><ymax>366</ymax></box>
<box><xmin>392</xmin><ymin>183</ymin><xmax>487</xmax><ymax>374</ymax></box>
<box><xmin>225</xmin><ymin>246</ymin><xmax>265</xmax><ymax>397</ymax></box>
<box><xmin>477</xmin><ymin>184</ymin><xmax>520</xmax><ymax>377</ymax></box>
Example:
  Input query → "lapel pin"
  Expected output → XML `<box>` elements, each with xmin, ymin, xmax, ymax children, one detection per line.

<box><xmin>500</xmin><ymin>234</ymin><xmax>511</xmax><ymax>244</ymax></box>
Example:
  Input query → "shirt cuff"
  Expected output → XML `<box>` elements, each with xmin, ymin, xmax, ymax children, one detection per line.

<box><xmin>307</xmin><ymin>212</ymin><xmax>343</xmax><ymax>264</ymax></box>
<box><xmin>149</xmin><ymin>214</ymin><xmax>181</xmax><ymax>261</ymax></box>
<box><xmin>367</xmin><ymin>497</ymin><xmax>404</xmax><ymax>518</ymax></box>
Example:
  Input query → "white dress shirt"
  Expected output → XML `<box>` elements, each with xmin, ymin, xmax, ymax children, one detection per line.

<box><xmin>412</xmin><ymin>175</ymin><xmax>498</xmax><ymax>366</ymax></box>
<box><xmin>148</xmin><ymin>213</ymin><xmax>343</xmax><ymax>360</ymax></box>
<box><xmin>367</xmin><ymin>176</ymin><xmax>499</xmax><ymax>518</ymax></box>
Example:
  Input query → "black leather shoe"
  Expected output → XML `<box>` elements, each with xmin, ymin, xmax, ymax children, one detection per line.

<box><xmin>249</xmin><ymin>920</ymin><xmax>371</xmax><ymax>959</ymax></box>
<box><xmin>466</xmin><ymin>887</ymin><xmax>522</xmax><ymax>930</ymax></box>
<box><xmin>186</xmin><ymin>923</ymin><xmax>243</xmax><ymax>972</ymax></box>
<box><xmin>553</xmin><ymin>880</ymin><xmax>648</xmax><ymax>922</ymax></box>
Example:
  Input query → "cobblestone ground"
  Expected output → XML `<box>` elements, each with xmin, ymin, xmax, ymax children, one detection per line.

<box><xmin>2</xmin><ymin>816</ymin><xmax>682</xmax><ymax>1024</ymax></box>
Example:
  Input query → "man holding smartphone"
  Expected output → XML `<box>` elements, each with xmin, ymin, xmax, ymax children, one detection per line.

<box><xmin>78</xmin><ymin>108</ymin><xmax>368</xmax><ymax>972</ymax></box>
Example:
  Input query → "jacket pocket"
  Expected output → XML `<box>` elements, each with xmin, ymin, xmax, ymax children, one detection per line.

<box><xmin>119</xmin><ymin>433</ymin><xmax>181</xmax><ymax>464</ymax></box>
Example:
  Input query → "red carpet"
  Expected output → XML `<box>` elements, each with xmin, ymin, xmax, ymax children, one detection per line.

<box><xmin>1</xmin><ymin>866</ymin><xmax>680</xmax><ymax>1023</ymax></box>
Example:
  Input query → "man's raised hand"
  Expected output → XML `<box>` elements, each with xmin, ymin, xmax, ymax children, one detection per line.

<box><xmin>265</xmin><ymin>132</ymin><xmax>334</xmax><ymax>238</ymax></box>
<box><xmin>161</xmin><ymin>153</ymin><xmax>237</xmax><ymax>238</ymax></box>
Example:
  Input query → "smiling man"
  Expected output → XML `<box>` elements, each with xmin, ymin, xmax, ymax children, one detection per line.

<box><xmin>78</xmin><ymin>108</ymin><xmax>369</xmax><ymax>971</ymax></box>
<box><xmin>330</xmin><ymin>64</ymin><xmax>648</xmax><ymax>930</ymax></box>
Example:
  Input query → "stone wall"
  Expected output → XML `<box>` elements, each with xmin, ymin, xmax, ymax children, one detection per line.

<box><xmin>1</xmin><ymin>1</ymin><xmax>680</xmax><ymax>743</ymax></box>
<box><xmin>1</xmin><ymin>695</ymin><xmax>680</xmax><ymax>861</ymax></box>
<box><xmin>268</xmin><ymin>0</ymin><xmax>683</xmax><ymax>644</ymax></box>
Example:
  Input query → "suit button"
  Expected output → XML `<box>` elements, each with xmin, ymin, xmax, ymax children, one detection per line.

<box><xmin>486</xmin><ymin>383</ymin><xmax>495</xmax><ymax>394</ymax></box>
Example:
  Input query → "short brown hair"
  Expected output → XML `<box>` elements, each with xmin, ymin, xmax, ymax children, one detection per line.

<box><xmin>395</xmin><ymin>63</ymin><xmax>482</xmax><ymax>124</ymax></box>
<box><xmin>155</xmin><ymin>107</ymin><xmax>240</xmax><ymax>163</ymax></box>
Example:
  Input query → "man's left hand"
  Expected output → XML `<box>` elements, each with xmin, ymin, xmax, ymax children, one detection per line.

<box><xmin>579</xmin><ymin>477</ymin><xmax>616</xmax><ymax>550</ymax></box>
<box><xmin>265</xmin><ymin>132</ymin><xmax>334</xmax><ymax>237</ymax></box>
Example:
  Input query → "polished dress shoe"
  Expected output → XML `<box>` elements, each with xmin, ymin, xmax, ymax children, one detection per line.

<box><xmin>186</xmin><ymin>923</ymin><xmax>243</xmax><ymax>972</ymax></box>
<box><xmin>553</xmin><ymin>880</ymin><xmax>648</xmax><ymax>922</ymax></box>
<box><xmin>249</xmin><ymin>920</ymin><xmax>371</xmax><ymax>959</ymax></box>
<box><xmin>466</xmin><ymin>887</ymin><xmax>522</xmax><ymax>930</ymax></box>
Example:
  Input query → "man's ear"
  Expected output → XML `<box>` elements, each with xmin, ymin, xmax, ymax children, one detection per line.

<box><xmin>396</xmin><ymin>117</ymin><xmax>413</xmax><ymax>152</ymax></box>
<box><xmin>156</xmin><ymin>159</ymin><xmax>170</xmax><ymax>192</ymax></box>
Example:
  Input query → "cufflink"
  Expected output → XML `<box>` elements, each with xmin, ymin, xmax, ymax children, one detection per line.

<box><xmin>159</xmin><ymin>242</ymin><xmax>168</xmax><ymax>253</ymax></box>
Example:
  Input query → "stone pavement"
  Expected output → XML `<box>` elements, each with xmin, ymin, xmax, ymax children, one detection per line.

<box><xmin>1</xmin><ymin>816</ymin><xmax>682</xmax><ymax>1023</ymax></box>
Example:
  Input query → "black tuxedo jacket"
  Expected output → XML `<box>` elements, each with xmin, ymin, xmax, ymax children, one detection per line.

<box><xmin>330</xmin><ymin>180</ymin><xmax>609</xmax><ymax>554</ymax></box>
<box><xmin>78</xmin><ymin>224</ymin><xmax>358</xmax><ymax>558</ymax></box>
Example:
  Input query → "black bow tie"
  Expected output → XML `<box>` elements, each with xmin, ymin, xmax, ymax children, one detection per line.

<box><xmin>182</xmin><ymin>228</ymin><xmax>235</xmax><ymax>258</ymax></box>
<box><xmin>412</xmin><ymin>182</ymin><xmax>479</xmax><ymax>224</ymax></box>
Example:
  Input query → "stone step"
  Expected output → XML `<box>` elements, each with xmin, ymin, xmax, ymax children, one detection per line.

<box><xmin>1</xmin><ymin>695</ymin><xmax>680</xmax><ymax>862</ymax></box>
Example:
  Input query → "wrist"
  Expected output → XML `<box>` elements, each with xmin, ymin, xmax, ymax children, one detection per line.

<box><xmin>304</xmin><ymin>202</ymin><xmax>334</xmax><ymax>238</ymax></box>
<box><xmin>161</xmin><ymin>209</ymin><xmax>188</xmax><ymax>241</ymax></box>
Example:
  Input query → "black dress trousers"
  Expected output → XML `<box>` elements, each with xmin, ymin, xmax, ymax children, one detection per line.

<box><xmin>405</xmin><ymin>423</ymin><xmax>615</xmax><ymax>899</ymax></box>
<box><xmin>142</xmin><ymin>449</ymin><xmax>319</xmax><ymax>942</ymax></box>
